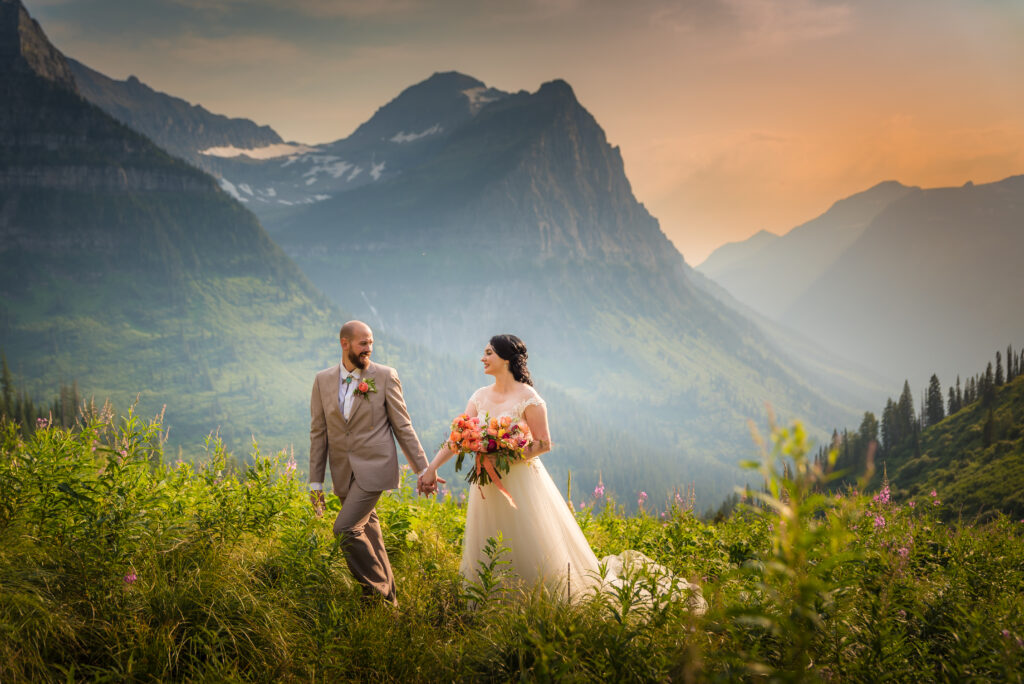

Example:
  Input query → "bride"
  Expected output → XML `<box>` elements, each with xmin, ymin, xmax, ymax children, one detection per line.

<box><xmin>417</xmin><ymin>334</ymin><xmax>706</xmax><ymax>611</ymax></box>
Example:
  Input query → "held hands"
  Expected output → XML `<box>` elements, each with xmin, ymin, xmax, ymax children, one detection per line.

<box><xmin>417</xmin><ymin>468</ymin><xmax>446</xmax><ymax>496</ymax></box>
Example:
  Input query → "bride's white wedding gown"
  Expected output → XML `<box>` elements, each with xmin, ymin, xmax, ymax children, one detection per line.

<box><xmin>458</xmin><ymin>385</ymin><xmax>707</xmax><ymax>614</ymax></box>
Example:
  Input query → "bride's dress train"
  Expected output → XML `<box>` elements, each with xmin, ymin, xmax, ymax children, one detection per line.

<box><xmin>458</xmin><ymin>386</ymin><xmax>708</xmax><ymax>615</ymax></box>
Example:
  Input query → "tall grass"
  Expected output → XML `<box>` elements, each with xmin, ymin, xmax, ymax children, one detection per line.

<box><xmin>1</xmin><ymin>407</ymin><xmax>1022</xmax><ymax>681</ymax></box>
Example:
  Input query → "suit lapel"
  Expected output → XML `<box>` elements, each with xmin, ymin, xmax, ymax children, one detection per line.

<box><xmin>324</xmin><ymin>364</ymin><xmax>343</xmax><ymax>420</ymax></box>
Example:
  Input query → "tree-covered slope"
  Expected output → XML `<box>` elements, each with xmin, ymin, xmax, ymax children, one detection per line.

<box><xmin>887</xmin><ymin>369</ymin><xmax>1024</xmax><ymax>519</ymax></box>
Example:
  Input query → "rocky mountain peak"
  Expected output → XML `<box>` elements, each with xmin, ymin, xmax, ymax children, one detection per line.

<box><xmin>341</xmin><ymin>70</ymin><xmax>507</xmax><ymax>147</ymax></box>
<box><xmin>0</xmin><ymin>0</ymin><xmax>76</xmax><ymax>89</ymax></box>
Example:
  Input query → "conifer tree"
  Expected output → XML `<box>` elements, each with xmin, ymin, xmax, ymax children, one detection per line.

<box><xmin>996</xmin><ymin>351</ymin><xmax>1004</xmax><ymax>385</ymax></box>
<box><xmin>897</xmin><ymin>380</ymin><xmax>915</xmax><ymax>443</ymax></box>
<box><xmin>948</xmin><ymin>386</ymin><xmax>956</xmax><ymax>416</ymax></box>
<box><xmin>926</xmin><ymin>374</ymin><xmax>944</xmax><ymax>427</ymax></box>
<box><xmin>1008</xmin><ymin>345</ymin><xmax>1016</xmax><ymax>381</ymax></box>
<box><xmin>881</xmin><ymin>399</ymin><xmax>896</xmax><ymax>451</ymax></box>
<box><xmin>955</xmin><ymin>375</ymin><xmax>963</xmax><ymax>412</ymax></box>
<box><xmin>983</xmin><ymin>362</ymin><xmax>996</xmax><ymax>405</ymax></box>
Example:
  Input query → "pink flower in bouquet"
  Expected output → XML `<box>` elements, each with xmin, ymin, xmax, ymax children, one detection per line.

<box><xmin>500</xmin><ymin>416</ymin><xmax>512</xmax><ymax>428</ymax></box>
<box><xmin>487</xmin><ymin>427</ymin><xmax>498</xmax><ymax>437</ymax></box>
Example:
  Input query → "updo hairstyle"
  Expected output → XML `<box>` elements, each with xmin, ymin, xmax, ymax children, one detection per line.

<box><xmin>489</xmin><ymin>334</ymin><xmax>533</xmax><ymax>386</ymax></box>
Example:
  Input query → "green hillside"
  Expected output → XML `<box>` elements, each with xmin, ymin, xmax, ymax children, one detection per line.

<box><xmin>887</xmin><ymin>372</ymin><xmax>1024</xmax><ymax>519</ymax></box>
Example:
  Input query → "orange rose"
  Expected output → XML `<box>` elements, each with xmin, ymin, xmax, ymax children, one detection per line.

<box><xmin>500</xmin><ymin>416</ymin><xmax>512</xmax><ymax>428</ymax></box>
<box><xmin>489</xmin><ymin>418</ymin><xmax>499</xmax><ymax>430</ymax></box>
<box><xmin>487</xmin><ymin>427</ymin><xmax>498</xmax><ymax>437</ymax></box>
<box><xmin>450</xmin><ymin>431</ymin><xmax>461</xmax><ymax>442</ymax></box>
<box><xmin>358</xmin><ymin>381</ymin><xmax>369</xmax><ymax>393</ymax></box>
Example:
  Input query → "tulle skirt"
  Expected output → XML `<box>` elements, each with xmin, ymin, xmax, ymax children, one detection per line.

<box><xmin>459</xmin><ymin>457</ymin><xmax>602</xmax><ymax>600</ymax></box>
<box><xmin>459</xmin><ymin>457</ymin><xmax>708</xmax><ymax>614</ymax></box>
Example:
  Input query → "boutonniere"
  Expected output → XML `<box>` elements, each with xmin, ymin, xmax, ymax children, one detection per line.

<box><xmin>347</xmin><ymin>376</ymin><xmax>377</xmax><ymax>399</ymax></box>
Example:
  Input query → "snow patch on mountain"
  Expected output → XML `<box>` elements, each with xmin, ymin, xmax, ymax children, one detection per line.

<box><xmin>390</xmin><ymin>124</ymin><xmax>441</xmax><ymax>143</ymax></box>
<box><xmin>201</xmin><ymin>143</ymin><xmax>318</xmax><ymax>159</ymax></box>
<box><xmin>462</xmin><ymin>86</ymin><xmax>503</xmax><ymax>114</ymax></box>
<box><xmin>218</xmin><ymin>178</ymin><xmax>247</xmax><ymax>202</ymax></box>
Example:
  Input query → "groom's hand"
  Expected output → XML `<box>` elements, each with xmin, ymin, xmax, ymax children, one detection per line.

<box><xmin>310</xmin><ymin>490</ymin><xmax>325</xmax><ymax>517</ymax></box>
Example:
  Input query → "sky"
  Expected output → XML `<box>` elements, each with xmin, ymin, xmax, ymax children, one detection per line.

<box><xmin>25</xmin><ymin>0</ymin><xmax>1024</xmax><ymax>265</ymax></box>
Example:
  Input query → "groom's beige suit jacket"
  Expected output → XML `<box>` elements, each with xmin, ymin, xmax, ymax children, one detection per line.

<box><xmin>309</xmin><ymin>361</ymin><xmax>428</xmax><ymax>498</ymax></box>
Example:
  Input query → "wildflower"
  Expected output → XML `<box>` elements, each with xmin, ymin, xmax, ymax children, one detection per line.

<box><xmin>594</xmin><ymin>484</ymin><xmax>605</xmax><ymax>498</ymax></box>
<box><xmin>36</xmin><ymin>417</ymin><xmax>49</xmax><ymax>428</ymax></box>
<box><xmin>285</xmin><ymin>458</ymin><xmax>297</xmax><ymax>476</ymax></box>
<box><xmin>459</xmin><ymin>491</ymin><xmax>466</xmax><ymax>502</ymax></box>
<box><xmin>909</xmin><ymin>501</ymin><xmax>916</xmax><ymax>508</ymax></box>
<box><xmin>898</xmin><ymin>609</ymin><xmax>907</xmax><ymax>619</ymax></box>
<box><xmin>119</xmin><ymin>449</ymin><xmax>128</xmax><ymax>459</ymax></box>
<box><xmin>660</xmin><ymin>511</ymin><xmax>666</xmax><ymax>518</ymax></box>
<box><xmin>639</xmin><ymin>491</ymin><xmax>647</xmax><ymax>500</ymax></box>
<box><xmin>933</xmin><ymin>499</ymin><xmax>940</xmax><ymax>506</ymax></box>
<box><xmin>873</xmin><ymin>485</ymin><xmax>890</xmax><ymax>505</ymax></box>
<box><xmin>579</xmin><ymin>501</ymin><xmax>585</xmax><ymax>510</ymax></box>
<box><xmin>930</xmin><ymin>489</ymin><xmax>937</xmax><ymax>497</ymax></box>
<box><xmin>898</xmin><ymin>547</ymin><xmax>909</xmax><ymax>558</ymax></box>
<box><xmin>873</xmin><ymin>515</ymin><xmax>886</xmax><ymax>529</ymax></box>
<box><xmin>123</xmin><ymin>572</ymin><xmax>137</xmax><ymax>585</ymax></box>
<box><xmin>1002</xmin><ymin>629</ymin><xmax>1010</xmax><ymax>639</ymax></box>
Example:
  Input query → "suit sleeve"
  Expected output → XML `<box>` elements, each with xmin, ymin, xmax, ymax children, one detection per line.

<box><xmin>309</xmin><ymin>375</ymin><xmax>328</xmax><ymax>485</ymax></box>
<box><xmin>384</xmin><ymin>368</ymin><xmax>428</xmax><ymax>473</ymax></box>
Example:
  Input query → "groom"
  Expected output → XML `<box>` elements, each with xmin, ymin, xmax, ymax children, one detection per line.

<box><xmin>309</xmin><ymin>320</ymin><xmax>438</xmax><ymax>606</ymax></box>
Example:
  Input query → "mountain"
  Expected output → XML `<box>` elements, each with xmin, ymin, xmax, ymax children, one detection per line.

<box><xmin>696</xmin><ymin>181</ymin><xmax>917</xmax><ymax>319</ymax></box>
<box><xmin>67</xmin><ymin>58</ymin><xmax>284</xmax><ymax>167</ymax></box>
<box><xmin>784</xmin><ymin>176</ymin><xmax>1024</xmax><ymax>387</ymax></box>
<box><xmin>68</xmin><ymin>64</ymin><xmax>511</xmax><ymax>217</ymax></box>
<box><xmin>269</xmin><ymin>76</ymin><xmax>863</xmax><ymax>467</ymax></box>
<box><xmin>1</xmin><ymin>3</ymin><xmax>740</xmax><ymax>507</ymax></box>
<box><xmin>0</xmin><ymin>0</ymin><xmax>470</xmax><ymax>455</ymax></box>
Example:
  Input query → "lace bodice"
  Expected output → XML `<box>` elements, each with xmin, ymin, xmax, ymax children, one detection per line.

<box><xmin>469</xmin><ymin>384</ymin><xmax>546</xmax><ymax>427</ymax></box>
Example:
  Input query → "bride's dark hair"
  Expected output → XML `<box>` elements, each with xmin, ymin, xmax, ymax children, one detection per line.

<box><xmin>490</xmin><ymin>334</ymin><xmax>533</xmax><ymax>386</ymax></box>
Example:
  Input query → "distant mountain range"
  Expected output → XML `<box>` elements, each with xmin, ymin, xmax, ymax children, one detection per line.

<box><xmin>697</xmin><ymin>177</ymin><xmax>1024</xmax><ymax>389</ymax></box>
<box><xmin>67</xmin><ymin>57</ymin><xmax>284</xmax><ymax>168</ymax></box>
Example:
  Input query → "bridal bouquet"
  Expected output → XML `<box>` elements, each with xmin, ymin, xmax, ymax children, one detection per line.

<box><xmin>446</xmin><ymin>413</ymin><xmax>529</xmax><ymax>508</ymax></box>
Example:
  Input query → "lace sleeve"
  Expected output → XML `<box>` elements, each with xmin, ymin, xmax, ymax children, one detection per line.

<box><xmin>514</xmin><ymin>392</ymin><xmax>546</xmax><ymax>419</ymax></box>
<box><xmin>468</xmin><ymin>387</ymin><xmax>486</xmax><ymax>414</ymax></box>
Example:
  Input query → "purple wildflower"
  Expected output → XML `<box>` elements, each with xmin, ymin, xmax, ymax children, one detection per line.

<box><xmin>594</xmin><ymin>484</ymin><xmax>605</xmax><ymax>498</ymax></box>
<box><xmin>898</xmin><ymin>547</ymin><xmax>909</xmax><ymax>558</ymax></box>
<box><xmin>873</xmin><ymin>486</ymin><xmax>891</xmax><ymax>505</ymax></box>
<box><xmin>874</xmin><ymin>515</ymin><xmax>886</xmax><ymax>529</ymax></box>
<box><xmin>123</xmin><ymin>572</ymin><xmax>137</xmax><ymax>585</ymax></box>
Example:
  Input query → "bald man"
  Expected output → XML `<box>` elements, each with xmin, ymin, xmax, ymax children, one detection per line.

<box><xmin>309</xmin><ymin>320</ymin><xmax>431</xmax><ymax>606</ymax></box>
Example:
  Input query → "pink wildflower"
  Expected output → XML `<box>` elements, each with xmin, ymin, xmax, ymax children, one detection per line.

<box><xmin>909</xmin><ymin>501</ymin><xmax>916</xmax><ymax>508</ymax></box>
<box><xmin>579</xmin><ymin>501</ymin><xmax>585</xmax><ymax>510</ymax></box>
<box><xmin>898</xmin><ymin>547</ymin><xmax>909</xmax><ymax>558</ymax></box>
<box><xmin>873</xmin><ymin>515</ymin><xmax>886</xmax><ymax>529</ymax></box>
<box><xmin>36</xmin><ymin>417</ymin><xmax>49</xmax><ymax>428</ymax></box>
<box><xmin>594</xmin><ymin>484</ymin><xmax>605</xmax><ymax>498</ymax></box>
<box><xmin>930</xmin><ymin>489</ymin><xmax>937</xmax><ymax>497</ymax></box>
<box><xmin>933</xmin><ymin>499</ymin><xmax>941</xmax><ymax>506</ymax></box>
<box><xmin>285</xmin><ymin>458</ymin><xmax>297</xmax><ymax>475</ymax></box>
<box><xmin>873</xmin><ymin>486</ymin><xmax>891</xmax><ymax>505</ymax></box>
<box><xmin>639</xmin><ymin>491</ymin><xmax>648</xmax><ymax>500</ymax></box>
<box><xmin>123</xmin><ymin>572</ymin><xmax>137</xmax><ymax>585</ymax></box>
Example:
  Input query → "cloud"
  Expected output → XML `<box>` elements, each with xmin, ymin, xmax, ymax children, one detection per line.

<box><xmin>167</xmin><ymin>0</ymin><xmax>422</xmax><ymax>18</ymax></box>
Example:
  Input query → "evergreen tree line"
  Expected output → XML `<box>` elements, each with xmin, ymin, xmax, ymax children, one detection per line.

<box><xmin>816</xmin><ymin>344</ymin><xmax>1022</xmax><ymax>483</ymax></box>
<box><xmin>1</xmin><ymin>352</ymin><xmax>80</xmax><ymax>437</ymax></box>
